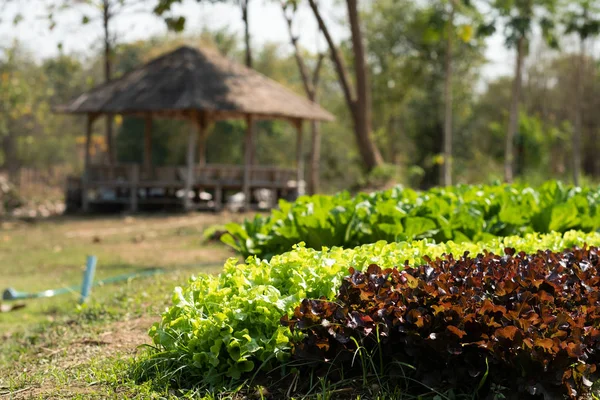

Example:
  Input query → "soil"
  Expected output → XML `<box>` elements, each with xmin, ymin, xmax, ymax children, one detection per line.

<box><xmin>3</xmin><ymin>316</ymin><xmax>157</xmax><ymax>400</ymax></box>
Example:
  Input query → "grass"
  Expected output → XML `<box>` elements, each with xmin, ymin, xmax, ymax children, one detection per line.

<box><xmin>0</xmin><ymin>212</ymin><xmax>491</xmax><ymax>399</ymax></box>
<box><xmin>0</xmin><ymin>212</ymin><xmax>245</xmax><ymax>399</ymax></box>
<box><xmin>0</xmin><ymin>212</ymin><xmax>242</xmax><ymax>331</ymax></box>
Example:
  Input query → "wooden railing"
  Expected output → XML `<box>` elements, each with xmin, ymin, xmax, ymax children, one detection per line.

<box><xmin>85</xmin><ymin>164</ymin><xmax>296</xmax><ymax>188</ymax></box>
<box><xmin>194</xmin><ymin>164</ymin><xmax>296</xmax><ymax>187</ymax></box>
<box><xmin>77</xmin><ymin>163</ymin><xmax>298</xmax><ymax>212</ymax></box>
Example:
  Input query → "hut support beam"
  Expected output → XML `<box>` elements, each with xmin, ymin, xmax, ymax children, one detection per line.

<box><xmin>144</xmin><ymin>116</ymin><xmax>152</xmax><ymax>172</ymax></box>
<box><xmin>197</xmin><ymin>114</ymin><xmax>207</xmax><ymax>167</ymax></box>
<box><xmin>249</xmin><ymin>119</ymin><xmax>256</xmax><ymax>166</ymax></box>
<box><xmin>295</xmin><ymin>120</ymin><xmax>304</xmax><ymax>196</ymax></box>
<box><xmin>130</xmin><ymin>164</ymin><xmax>139</xmax><ymax>212</ymax></box>
<box><xmin>243</xmin><ymin>115</ymin><xmax>255</xmax><ymax>210</ymax></box>
<box><xmin>82</xmin><ymin>114</ymin><xmax>96</xmax><ymax>212</ymax></box>
<box><xmin>184</xmin><ymin>123</ymin><xmax>197</xmax><ymax>211</ymax></box>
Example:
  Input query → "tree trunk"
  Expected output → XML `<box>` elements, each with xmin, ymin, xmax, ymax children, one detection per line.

<box><xmin>572</xmin><ymin>36</ymin><xmax>584</xmax><ymax>186</ymax></box>
<box><xmin>307</xmin><ymin>0</ymin><xmax>383</xmax><ymax>171</ymax></box>
<box><xmin>103</xmin><ymin>0</ymin><xmax>114</xmax><ymax>166</ymax></box>
<box><xmin>242</xmin><ymin>0</ymin><xmax>252</xmax><ymax>68</ymax></box>
<box><xmin>442</xmin><ymin>6</ymin><xmax>454</xmax><ymax>187</ymax></box>
<box><xmin>393</xmin><ymin>117</ymin><xmax>405</xmax><ymax>165</ymax></box>
<box><xmin>505</xmin><ymin>36</ymin><xmax>525</xmax><ymax>183</ymax></box>
<box><xmin>346</xmin><ymin>0</ymin><xmax>383</xmax><ymax>170</ymax></box>
<box><xmin>387</xmin><ymin>116</ymin><xmax>396</xmax><ymax>164</ymax></box>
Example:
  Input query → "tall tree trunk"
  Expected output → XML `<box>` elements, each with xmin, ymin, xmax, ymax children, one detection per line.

<box><xmin>103</xmin><ymin>0</ymin><xmax>114</xmax><ymax>165</ymax></box>
<box><xmin>387</xmin><ymin>116</ymin><xmax>396</xmax><ymax>164</ymax></box>
<box><xmin>442</xmin><ymin>5</ymin><xmax>454</xmax><ymax>186</ymax></box>
<box><xmin>242</xmin><ymin>0</ymin><xmax>252</xmax><ymax>68</ymax></box>
<box><xmin>573</xmin><ymin>36</ymin><xmax>584</xmax><ymax>186</ymax></box>
<box><xmin>346</xmin><ymin>0</ymin><xmax>383</xmax><ymax>170</ymax></box>
<box><xmin>308</xmin><ymin>0</ymin><xmax>383</xmax><ymax>171</ymax></box>
<box><xmin>505</xmin><ymin>36</ymin><xmax>525</xmax><ymax>183</ymax></box>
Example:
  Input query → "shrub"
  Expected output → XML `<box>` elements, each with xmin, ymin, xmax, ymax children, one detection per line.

<box><xmin>282</xmin><ymin>247</ymin><xmax>600</xmax><ymax>399</ymax></box>
<box><xmin>147</xmin><ymin>231</ymin><xmax>600</xmax><ymax>387</ymax></box>
<box><xmin>222</xmin><ymin>181</ymin><xmax>600</xmax><ymax>259</ymax></box>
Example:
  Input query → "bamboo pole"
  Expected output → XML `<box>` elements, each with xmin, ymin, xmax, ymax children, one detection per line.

<box><xmin>144</xmin><ymin>116</ymin><xmax>153</xmax><ymax>172</ymax></box>
<box><xmin>184</xmin><ymin>120</ymin><xmax>197</xmax><ymax>211</ymax></box>
<box><xmin>196</xmin><ymin>113</ymin><xmax>207</xmax><ymax>167</ymax></box>
<box><xmin>295</xmin><ymin>120</ymin><xmax>304</xmax><ymax>196</ymax></box>
<box><xmin>243</xmin><ymin>115</ymin><xmax>255</xmax><ymax>210</ymax></box>
<box><xmin>82</xmin><ymin>114</ymin><xmax>95</xmax><ymax>212</ymax></box>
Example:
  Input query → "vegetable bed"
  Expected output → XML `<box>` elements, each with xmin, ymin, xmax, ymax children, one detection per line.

<box><xmin>141</xmin><ymin>182</ymin><xmax>600</xmax><ymax>399</ymax></box>
<box><xmin>147</xmin><ymin>231</ymin><xmax>600</xmax><ymax>398</ymax></box>
<box><xmin>222</xmin><ymin>181</ymin><xmax>600</xmax><ymax>259</ymax></box>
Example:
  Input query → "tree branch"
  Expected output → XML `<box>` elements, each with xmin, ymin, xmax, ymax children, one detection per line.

<box><xmin>280</xmin><ymin>1</ymin><xmax>313</xmax><ymax>97</ymax></box>
<box><xmin>307</xmin><ymin>0</ymin><xmax>356</xmax><ymax>110</ymax></box>
<box><xmin>312</xmin><ymin>53</ymin><xmax>325</xmax><ymax>91</ymax></box>
<box><xmin>347</xmin><ymin>0</ymin><xmax>368</xmax><ymax>115</ymax></box>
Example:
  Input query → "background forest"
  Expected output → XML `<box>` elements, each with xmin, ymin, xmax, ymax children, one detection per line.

<box><xmin>1</xmin><ymin>0</ymin><xmax>599</xmax><ymax>194</ymax></box>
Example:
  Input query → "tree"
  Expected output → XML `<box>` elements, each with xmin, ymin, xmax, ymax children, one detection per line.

<box><xmin>365</xmin><ymin>0</ymin><xmax>423</xmax><ymax>168</ymax></box>
<box><xmin>365</xmin><ymin>0</ymin><xmax>485</xmax><ymax>187</ymax></box>
<box><xmin>443</xmin><ymin>0</ymin><xmax>456</xmax><ymax>187</ymax></box>
<box><xmin>562</xmin><ymin>0</ymin><xmax>600</xmax><ymax>186</ymax></box>
<box><xmin>280</xmin><ymin>0</ymin><xmax>324</xmax><ymax>194</ymax></box>
<box><xmin>486</xmin><ymin>0</ymin><xmax>558</xmax><ymax>183</ymax></box>
<box><xmin>439</xmin><ymin>0</ymin><xmax>481</xmax><ymax>186</ymax></box>
<box><xmin>0</xmin><ymin>47</ymin><xmax>34</xmax><ymax>181</ymax></box>
<box><xmin>307</xmin><ymin>0</ymin><xmax>383</xmax><ymax>171</ymax></box>
<box><xmin>0</xmin><ymin>44</ymin><xmax>87</xmax><ymax>178</ymax></box>
<box><xmin>43</xmin><ymin>0</ymin><xmax>163</xmax><ymax>165</ymax></box>
<box><xmin>155</xmin><ymin>0</ymin><xmax>383</xmax><ymax>171</ymax></box>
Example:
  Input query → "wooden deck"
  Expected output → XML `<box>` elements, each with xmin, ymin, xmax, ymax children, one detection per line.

<box><xmin>66</xmin><ymin>164</ymin><xmax>298</xmax><ymax>212</ymax></box>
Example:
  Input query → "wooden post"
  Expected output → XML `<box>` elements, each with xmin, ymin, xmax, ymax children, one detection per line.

<box><xmin>82</xmin><ymin>114</ymin><xmax>94</xmax><ymax>212</ymax></box>
<box><xmin>214</xmin><ymin>185</ymin><xmax>223</xmax><ymax>212</ymax></box>
<box><xmin>295</xmin><ymin>120</ymin><xmax>304</xmax><ymax>196</ymax></box>
<box><xmin>243</xmin><ymin>115</ymin><xmax>255</xmax><ymax>210</ymax></box>
<box><xmin>196</xmin><ymin>113</ymin><xmax>207</xmax><ymax>168</ymax></box>
<box><xmin>184</xmin><ymin>121</ymin><xmax>197</xmax><ymax>211</ymax></box>
<box><xmin>144</xmin><ymin>116</ymin><xmax>152</xmax><ymax>172</ymax></box>
<box><xmin>130</xmin><ymin>164</ymin><xmax>139</xmax><ymax>212</ymax></box>
<box><xmin>249</xmin><ymin>120</ymin><xmax>257</xmax><ymax>167</ymax></box>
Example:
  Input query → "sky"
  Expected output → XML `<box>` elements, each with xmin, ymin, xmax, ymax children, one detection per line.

<box><xmin>0</xmin><ymin>0</ymin><xmax>513</xmax><ymax>80</ymax></box>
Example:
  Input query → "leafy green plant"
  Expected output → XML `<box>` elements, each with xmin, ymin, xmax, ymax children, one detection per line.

<box><xmin>283</xmin><ymin>247</ymin><xmax>600</xmax><ymax>399</ymax></box>
<box><xmin>147</xmin><ymin>230</ymin><xmax>600</xmax><ymax>387</ymax></box>
<box><xmin>222</xmin><ymin>182</ymin><xmax>600</xmax><ymax>259</ymax></box>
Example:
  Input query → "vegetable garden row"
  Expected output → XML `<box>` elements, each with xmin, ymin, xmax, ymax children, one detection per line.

<box><xmin>141</xmin><ymin>182</ymin><xmax>600</xmax><ymax>399</ymax></box>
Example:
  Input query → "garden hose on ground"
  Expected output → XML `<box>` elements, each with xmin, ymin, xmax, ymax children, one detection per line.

<box><xmin>2</xmin><ymin>259</ymin><xmax>225</xmax><ymax>302</ymax></box>
<box><xmin>2</xmin><ymin>267</ymin><xmax>164</xmax><ymax>302</ymax></box>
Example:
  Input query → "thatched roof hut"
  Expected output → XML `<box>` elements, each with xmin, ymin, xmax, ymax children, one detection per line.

<box><xmin>57</xmin><ymin>45</ymin><xmax>334</xmax><ymax>122</ymax></box>
<box><xmin>57</xmin><ymin>45</ymin><xmax>334</xmax><ymax>212</ymax></box>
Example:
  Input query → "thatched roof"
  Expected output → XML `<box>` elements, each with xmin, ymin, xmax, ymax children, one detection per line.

<box><xmin>56</xmin><ymin>46</ymin><xmax>334</xmax><ymax>122</ymax></box>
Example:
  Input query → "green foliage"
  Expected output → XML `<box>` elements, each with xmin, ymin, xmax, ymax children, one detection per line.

<box><xmin>147</xmin><ymin>230</ymin><xmax>600</xmax><ymax>386</ymax></box>
<box><xmin>365</xmin><ymin>0</ymin><xmax>486</xmax><ymax>186</ymax></box>
<box><xmin>223</xmin><ymin>182</ymin><xmax>600</xmax><ymax>259</ymax></box>
<box><xmin>0</xmin><ymin>44</ymin><xmax>87</xmax><ymax>171</ymax></box>
<box><xmin>487</xmin><ymin>0</ymin><xmax>559</xmax><ymax>48</ymax></box>
<box><xmin>284</xmin><ymin>246</ymin><xmax>600</xmax><ymax>399</ymax></box>
<box><xmin>562</xmin><ymin>0</ymin><xmax>600</xmax><ymax>40</ymax></box>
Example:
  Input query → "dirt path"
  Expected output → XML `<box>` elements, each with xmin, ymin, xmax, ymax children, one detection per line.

<box><xmin>2</xmin><ymin>316</ymin><xmax>157</xmax><ymax>400</ymax></box>
<box><xmin>63</xmin><ymin>213</ymin><xmax>239</xmax><ymax>239</ymax></box>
